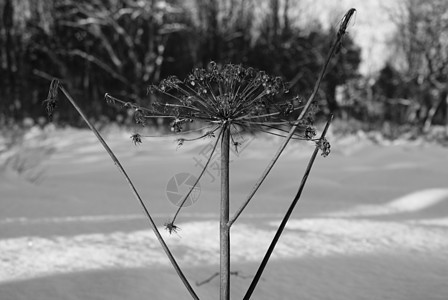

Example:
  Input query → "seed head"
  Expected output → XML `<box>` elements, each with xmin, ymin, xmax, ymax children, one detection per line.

<box><xmin>130</xmin><ymin>133</ymin><xmax>142</xmax><ymax>145</ymax></box>
<box><xmin>43</xmin><ymin>79</ymin><xmax>60</xmax><ymax>121</ymax></box>
<box><xmin>105</xmin><ymin>61</ymin><xmax>318</xmax><ymax>143</ymax></box>
<box><xmin>316</xmin><ymin>137</ymin><xmax>331</xmax><ymax>157</ymax></box>
<box><xmin>164</xmin><ymin>222</ymin><xmax>180</xmax><ymax>235</ymax></box>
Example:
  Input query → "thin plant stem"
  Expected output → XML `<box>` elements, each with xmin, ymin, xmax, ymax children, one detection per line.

<box><xmin>180</xmin><ymin>126</ymin><xmax>221</xmax><ymax>141</ymax></box>
<box><xmin>220</xmin><ymin>122</ymin><xmax>231</xmax><ymax>300</ymax></box>
<box><xmin>169</xmin><ymin>126</ymin><xmax>224</xmax><ymax>225</ymax></box>
<box><xmin>137</xmin><ymin>124</ymin><xmax>216</xmax><ymax>139</ymax></box>
<box><xmin>228</xmin><ymin>8</ymin><xmax>356</xmax><ymax>228</ymax></box>
<box><xmin>196</xmin><ymin>271</ymin><xmax>250</xmax><ymax>287</ymax></box>
<box><xmin>243</xmin><ymin>114</ymin><xmax>333</xmax><ymax>300</ymax></box>
<box><xmin>58</xmin><ymin>85</ymin><xmax>200</xmax><ymax>300</ymax></box>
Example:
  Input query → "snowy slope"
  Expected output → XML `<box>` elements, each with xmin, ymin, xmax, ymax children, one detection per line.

<box><xmin>1</xmin><ymin>127</ymin><xmax>448</xmax><ymax>300</ymax></box>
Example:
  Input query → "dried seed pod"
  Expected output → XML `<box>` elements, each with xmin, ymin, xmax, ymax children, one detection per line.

<box><xmin>130</xmin><ymin>133</ymin><xmax>142</xmax><ymax>145</ymax></box>
<box><xmin>164</xmin><ymin>222</ymin><xmax>180</xmax><ymax>235</ymax></box>
<box><xmin>43</xmin><ymin>79</ymin><xmax>60</xmax><ymax>120</ymax></box>
<box><xmin>316</xmin><ymin>137</ymin><xmax>331</xmax><ymax>157</ymax></box>
<box><xmin>134</xmin><ymin>109</ymin><xmax>146</xmax><ymax>126</ymax></box>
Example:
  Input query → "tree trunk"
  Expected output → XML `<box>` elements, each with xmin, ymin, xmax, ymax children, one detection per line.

<box><xmin>445</xmin><ymin>94</ymin><xmax>448</xmax><ymax>138</ymax></box>
<box><xmin>270</xmin><ymin>0</ymin><xmax>279</xmax><ymax>43</ymax></box>
<box><xmin>220</xmin><ymin>124</ymin><xmax>230</xmax><ymax>300</ymax></box>
<box><xmin>423</xmin><ymin>96</ymin><xmax>444</xmax><ymax>133</ymax></box>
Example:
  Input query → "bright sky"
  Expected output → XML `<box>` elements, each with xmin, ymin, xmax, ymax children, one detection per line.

<box><xmin>294</xmin><ymin>0</ymin><xmax>401</xmax><ymax>75</ymax></box>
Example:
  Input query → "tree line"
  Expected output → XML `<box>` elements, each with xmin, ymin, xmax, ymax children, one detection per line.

<box><xmin>0</xmin><ymin>0</ymin><xmax>447</xmax><ymax>134</ymax></box>
<box><xmin>0</xmin><ymin>0</ymin><xmax>360</xmax><ymax>126</ymax></box>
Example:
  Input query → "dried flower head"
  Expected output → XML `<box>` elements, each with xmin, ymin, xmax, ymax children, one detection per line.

<box><xmin>43</xmin><ymin>79</ymin><xmax>60</xmax><ymax>121</ymax></box>
<box><xmin>148</xmin><ymin>62</ymin><xmax>316</xmax><ymax>141</ymax></box>
<box><xmin>130</xmin><ymin>133</ymin><xmax>142</xmax><ymax>145</ymax></box>
<box><xmin>105</xmin><ymin>61</ymin><xmax>322</xmax><ymax>145</ymax></box>
<box><xmin>164</xmin><ymin>222</ymin><xmax>181</xmax><ymax>235</ymax></box>
<box><xmin>305</xmin><ymin>126</ymin><xmax>316</xmax><ymax>140</ymax></box>
<box><xmin>177</xmin><ymin>138</ymin><xmax>185</xmax><ymax>148</ymax></box>
<box><xmin>316</xmin><ymin>137</ymin><xmax>331</xmax><ymax>157</ymax></box>
<box><xmin>134</xmin><ymin>109</ymin><xmax>146</xmax><ymax>126</ymax></box>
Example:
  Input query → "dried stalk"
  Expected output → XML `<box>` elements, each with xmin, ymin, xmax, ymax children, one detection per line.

<box><xmin>57</xmin><ymin>84</ymin><xmax>199</xmax><ymax>300</ymax></box>
<box><xmin>243</xmin><ymin>115</ymin><xmax>333</xmax><ymax>300</ymax></box>
<box><xmin>228</xmin><ymin>8</ymin><xmax>356</xmax><ymax>227</ymax></box>
<box><xmin>169</xmin><ymin>127</ymin><xmax>223</xmax><ymax>226</ymax></box>
<box><xmin>220</xmin><ymin>122</ymin><xmax>231</xmax><ymax>300</ymax></box>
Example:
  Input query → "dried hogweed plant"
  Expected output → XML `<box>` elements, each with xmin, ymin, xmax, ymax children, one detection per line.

<box><xmin>44</xmin><ymin>8</ymin><xmax>355</xmax><ymax>300</ymax></box>
<box><xmin>105</xmin><ymin>61</ymin><xmax>325</xmax><ymax>223</ymax></box>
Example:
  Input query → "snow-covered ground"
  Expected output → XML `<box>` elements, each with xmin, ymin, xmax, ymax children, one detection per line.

<box><xmin>1</xmin><ymin>126</ymin><xmax>448</xmax><ymax>299</ymax></box>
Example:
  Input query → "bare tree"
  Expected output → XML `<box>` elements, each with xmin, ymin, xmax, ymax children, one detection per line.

<box><xmin>186</xmin><ymin>0</ymin><xmax>255</xmax><ymax>65</ymax></box>
<box><xmin>0</xmin><ymin>0</ymin><xmax>55</xmax><ymax>120</ymax></box>
<box><xmin>389</xmin><ymin>0</ymin><xmax>448</xmax><ymax>132</ymax></box>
